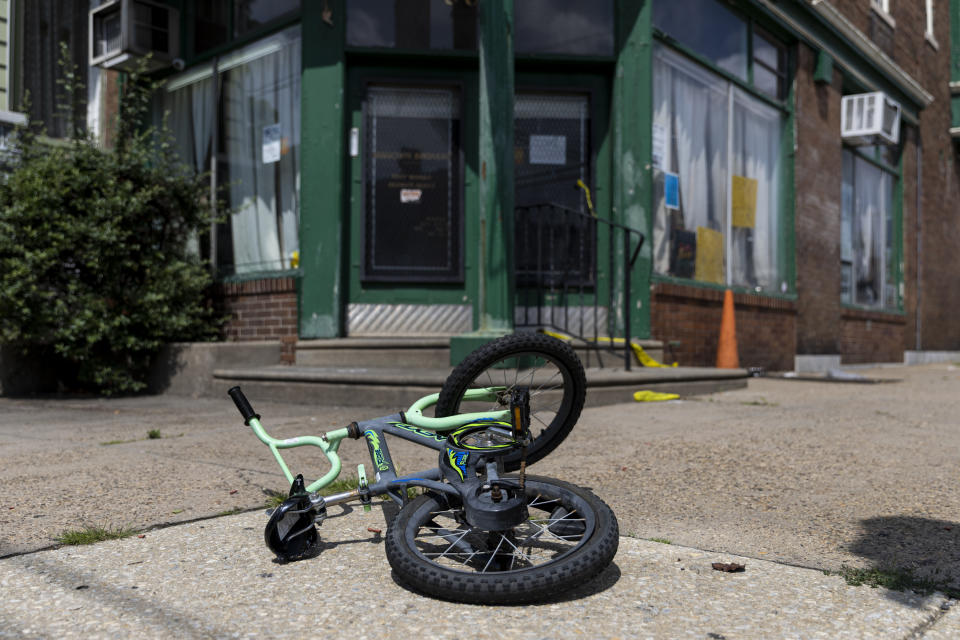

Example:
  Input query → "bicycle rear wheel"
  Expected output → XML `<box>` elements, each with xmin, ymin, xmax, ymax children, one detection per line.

<box><xmin>435</xmin><ymin>333</ymin><xmax>586</xmax><ymax>471</ymax></box>
<box><xmin>384</xmin><ymin>475</ymin><xmax>618</xmax><ymax>604</ymax></box>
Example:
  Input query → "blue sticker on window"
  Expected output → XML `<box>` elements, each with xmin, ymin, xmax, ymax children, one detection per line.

<box><xmin>665</xmin><ymin>172</ymin><xmax>680</xmax><ymax>210</ymax></box>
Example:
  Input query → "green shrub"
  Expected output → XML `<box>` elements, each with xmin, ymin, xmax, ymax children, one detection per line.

<box><xmin>0</xmin><ymin>48</ymin><xmax>220</xmax><ymax>394</ymax></box>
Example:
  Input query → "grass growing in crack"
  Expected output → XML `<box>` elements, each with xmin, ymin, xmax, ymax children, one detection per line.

<box><xmin>649</xmin><ymin>537</ymin><xmax>673</xmax><ymax>545</ymax></box>
<box><xmin>826</xmin><ymin>566</ymin><xmax>960</xmax><ymax>598</ymax></box>
<box><xmin>217</xmin><ymin>507</ymin><xmax>244</xmax><ymax>517</ymax></box>
<box><xmin>147</xmin><ymin>429</ymin><xmax>162</xmax><ymax>439</ymax></box>
<box><xmin>57</xmin><ymin>525</ymin><xmax>136</xmax><ymax>545</ymax></box>
<box><xmin>264</xmin><ymin>477</ymin><xmax>362</xmax><ymax>508</ymax></box>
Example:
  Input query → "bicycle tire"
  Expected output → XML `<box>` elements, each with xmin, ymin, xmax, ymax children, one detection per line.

<box><xmin>435</xmin><ymin>333</ymin><xmax>586</xmax><ymax>471</ymax></box>
<box><xmin>384</xmin><ymin>475</ymin><xmax>618</xmax><ymax>604</ymax></box>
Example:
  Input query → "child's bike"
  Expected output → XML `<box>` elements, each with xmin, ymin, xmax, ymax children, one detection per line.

<box><xmin>228</xmin><ymin>333</ymin><xmax>619</xmax><ymax>604</ymax></box>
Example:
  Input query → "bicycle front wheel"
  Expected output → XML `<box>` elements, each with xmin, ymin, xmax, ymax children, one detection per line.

<box><xmin>435</xmin><ymin>333</ymin><xmax>586</xmax><ymax>471</ymax></box>
<box><xmin>384</xmin><ymin>475</ymin><xmax>619</xmax><ymax>604</ymax></box>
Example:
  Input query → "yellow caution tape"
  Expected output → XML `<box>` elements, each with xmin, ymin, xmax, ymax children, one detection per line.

<box><xmin>633</xmin><ymin>390</ymin><xmax>680</xmax><ymax>402</ymax></box>
<box><xmin>575</xmin><ymin>179</ymin><xmax>597</xmax><ymax>217</ymax></box>
<box><xmin>539</xmin><ymin>329</ymin><xmax>678</xmax><ymax>368</ymax></box>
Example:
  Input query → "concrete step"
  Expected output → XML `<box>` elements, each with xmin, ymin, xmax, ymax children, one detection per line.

<box><xmin>294</xmin><ymin>337</ymin><xmax>667</xmax><ymax>369</ymax></box>
<box><xmin>212</xmin><ymin>365</ymin><xmax>747</xmax><ymax>409</ymax></box>
<box><xmin>295</xmin><ymin>338</ymin><xmax>451</xmax><ymax>368</ymax></box>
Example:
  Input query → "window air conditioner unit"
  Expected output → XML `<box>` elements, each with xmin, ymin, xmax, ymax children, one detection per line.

<box><xmin>89</xmin><ymin>0</ymin><xmax>180</xmax><ymax>72</ymax></box>
<box><xmin>841</xmin><ymin>91</ymin><xmax>901</xmax><ymax>146</ymax></box>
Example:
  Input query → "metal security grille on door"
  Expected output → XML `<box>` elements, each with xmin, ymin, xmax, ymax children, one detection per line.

<box><xmin>514</xmin><ymin>93</ymin><xmax>594</xmax><ymax>287</ymax></box>
<box><xmin>363</xmin><ymin>86</ymin><xmax>463</xmax><ymax>282</ymax></box>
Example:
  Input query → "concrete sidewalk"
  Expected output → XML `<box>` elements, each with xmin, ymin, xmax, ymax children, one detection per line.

<box><xmin>2</xmin><ymin>362</ymin><xmax>960</xmax><ymax>637</ymax></box>
<box><xmin>1</xmin><ymin>505</ymin><xmax>957</xmax><ymax>640</ymax></box>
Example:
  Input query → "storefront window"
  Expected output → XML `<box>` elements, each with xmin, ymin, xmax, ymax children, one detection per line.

<box><xmin>653</xmin><ymin>0</ymin><xmax>748</xmax><ymax>81</ymax></box>
<box><xmin>514</xmin><ymin>0</ymin><xmax>614</xmax><ymax>56</ymax></box>
<box><xmin>841</xmin><ymin>149</ymin><xmax>898</xmax><ymax>309</ymax></box>
<box><xmin>159</xmin><ymin>26</ymin><xmax>302</xmax><ymax>276</ymax></box>
<box><xmin>347</xmin><ymin>0</ymin><xmax>477</xmax><ymax>50</ymax></box>
<box><xmin>194</xmin><ymin>0</ymin><xmax>300</xmax><ymax>55</ymax></box>
<box><xmin>752</xmin><ymin>30</ymin><xmax>787</xmax><ymax>100</ymax></box>
<box><xmin>195</xmin><ymin>0</ymin><xmax>230</xmax><ymax>54</ymax></box>
<box><xmin>347</xmin><ymin>0</ymin><xmax>613</xmax><ymax>55</ymax></box>
<box><xmin>652</xmin><ymin>45</ymin><xmax>785</xmax><ymax>292</ymax></box>
<box><xmin>234</xmin><ymin>0</ymin><xmax>301</xmax><ymax>37</ymax></box>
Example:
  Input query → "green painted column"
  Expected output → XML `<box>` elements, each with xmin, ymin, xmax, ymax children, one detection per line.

<box><xmin>612</xmin><ymin>0</ymin><xmax>652</xmax><ymax>339</ymax></box>
<box><xmin>450</xmin><ymin>0</ymin><xmax>515</xmax><ymax>363</ymax></box>
<box><xmin>298</xmin><ymin>0</ymin><xmax>346</xmax><ymax>338</ymax></box>
<box><xmin>951</xmin><ymin>0</ymin><xmax>960</xmax><ymax>129</ymax></box>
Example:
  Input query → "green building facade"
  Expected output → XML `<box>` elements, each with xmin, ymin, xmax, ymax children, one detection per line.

<box><xmin>134</xmin><ymin>0</ymin><xmax>957</xmax><ymax>368</ymax></box>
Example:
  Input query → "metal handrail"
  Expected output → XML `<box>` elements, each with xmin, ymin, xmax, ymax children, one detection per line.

<box><xmin>514</xmin><ymin>203</ymin><xmax>645</xmax><ymax>370</ymax></box>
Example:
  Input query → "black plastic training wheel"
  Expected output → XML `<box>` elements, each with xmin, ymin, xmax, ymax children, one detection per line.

<box><xmin>264</xmin><ymin>495</ymin><xmax>319</xmax><ymax>562</ymax></box>
<box><xmin>435</xmin><ymin>333</ymin><xmax>586</xmax><ymax>472</ymax></box>
<box><xmin>385</xmin><ymin>475</ymin><xmax>618</xmax><ymax>604</ymax></box>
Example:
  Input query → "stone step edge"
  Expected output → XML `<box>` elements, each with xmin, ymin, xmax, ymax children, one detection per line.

<box><xmin>295</xmin><ymin>337</ymin><xmax>665</xmax><ymax>350</ymax></box>
<box><xmin>213</xmin><ymin>366</ymin><xmax>747</xmax><ymax>388</ymax></box>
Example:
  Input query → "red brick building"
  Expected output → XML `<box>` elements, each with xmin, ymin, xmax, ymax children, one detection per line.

<box><xmin>649</xmin><ymin>0</ymin><xmax>960</xmax><ymax>371</ymax></box>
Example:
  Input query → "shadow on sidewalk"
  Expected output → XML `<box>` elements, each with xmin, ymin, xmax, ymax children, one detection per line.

<box><xmin>846</xmin><ymin>516</ymin><xmax>960</xmax><ymax>605</ymax></box>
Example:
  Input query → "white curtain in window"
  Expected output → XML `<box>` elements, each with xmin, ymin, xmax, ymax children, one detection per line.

<box><xmin>652</xmin><ymin>46</ymin><xmax>728</xmax><ymax>278</ymax></box>
<box><xmin>157</xmin><ymin>66</ymin><xmax>216</xmax><ymax>256</ymax></box>
<box><xmin>162</xmin><ymin>71</ymin><xmax>216</xmax><ymax>173</ymax></box>
<box><xmin>221</xmin><ymin>27</ymin><xmax>301</xmax><ymax>274</ymax></box>
<box><xmin>852</xmin><ymin>158</ymin><xmax>892</xmax><ymax>307</ymax></box>
<box><xmin>731</xmin><ymin>89</ymin><xmax>781</xmax><ymax>290</ymax></box>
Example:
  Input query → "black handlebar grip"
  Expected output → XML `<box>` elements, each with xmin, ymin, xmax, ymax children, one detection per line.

<box><xmin>228</xmin><ymin>386</ymin><xmax>260</xmax><ymax>425</ymax></box>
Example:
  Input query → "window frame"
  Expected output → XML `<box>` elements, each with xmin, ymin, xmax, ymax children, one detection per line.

<box><xmin>182</xmin><ymin>0</ymin><xmax>302</xmax><ymax>66</ymax></box>
<box><xmin>341</xmin><ymin>0</ymin><xmax>618</xmax><ymax>64</ymax></box>
<box><xmin>650</xmin><ymin>11</ymin><xmax>795</xmax><ymax>299</ymax></box>
<box><xmin>924</xmin><ymin>0</ymin><xmax>939</xmax><ymax>48</ymax></box>
<box><xmin>870</xmin><ymin>0</ymin><xmax>896</xmax><ymax>28</ymax></box>
<box><xmin>158</xmin><ymin>24</ymin><xmax>304</xmax><ymax>280</ymax></box>
<box><xmin>840</xmin><ymin>144</ymin><xmax>904</xmax><ymax>313</ymax></box>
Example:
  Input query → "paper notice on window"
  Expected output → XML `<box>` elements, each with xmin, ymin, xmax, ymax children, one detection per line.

<box><xmin>400</xmin><ymin>189</ymin><xmax>422</xmax><ymax>203</ymax></box>
<box><xmin>529</xmin><ymin>135</ymin><xmax>567</xmax><ymax>165</ymax></box>
<box><xmin>652</xmin><ymin>123</ymin><xmax>666</xmax><ymax>169</ymax></box>
<box><xmin>695</xmin><ymin>226</ymin><xmax>724</xmax><ymax>285</ymax></box>
<box><xmin>664</xmin><ymin>172</ymin><xmax>680</xmax><ymax>210</ymax></box>
<box><xmin>731</xmin><ymin>175</ymin><xmax>759</xmax><ymax>228</ymax></box>
<box><xmin>262</xmin><ymin>124</ymin><xmax>282</xmax><ymax>164</ymax></box>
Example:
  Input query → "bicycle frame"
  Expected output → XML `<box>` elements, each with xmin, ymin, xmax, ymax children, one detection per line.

<box><xmin>247</xmin><ymin>388</ymin><xmax>511</xmax><ymax>497</ymax></box>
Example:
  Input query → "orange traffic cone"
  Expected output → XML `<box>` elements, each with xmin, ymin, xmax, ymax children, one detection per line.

<box><xmin>716</xmin><ymin>289</ymin><xmax>739</xmax><ymax>369</ymax></box>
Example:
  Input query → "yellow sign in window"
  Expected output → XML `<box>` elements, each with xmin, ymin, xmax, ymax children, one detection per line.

<box><xmin>732</xmin><ymin>175</ymin><xmax>759</xmax><ymax>229</ymax></box>
<box><xmin>695</xmin><ymin>226</ymin><xmax>724</xmax><ymax>285</ymax></box>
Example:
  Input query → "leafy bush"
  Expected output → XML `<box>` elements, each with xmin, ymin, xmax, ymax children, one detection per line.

<box><xmin>0</xmin><ymin>49</ymin><xmax>221</xmax><ymax>394</ymax></box>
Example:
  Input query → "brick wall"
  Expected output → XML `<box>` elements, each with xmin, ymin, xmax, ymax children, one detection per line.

<box><xmin>840</xmin><ymin>308</ymin><xmax>906</xmax><ymax>364</ymax></box>
<box><xmin>216</xmin><ymin>278</ymin><xmax>298</xmax><ymax>349</ymax></box>
<box><xmin>651</xmin><ymin>282</ymin><xmax>797</xmax><ymax>372</ymax></box>
<box><xmin>831</xmin><ymin>0</ymin><xmax>960</xmax><ymax>351</ymax></box>
<box><xmin>794</xmin><ymin>43</ymin><xmax>844</xmax><ymax>356</ymax></box>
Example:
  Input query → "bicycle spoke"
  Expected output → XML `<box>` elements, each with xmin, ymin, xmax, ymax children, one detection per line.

<box><xmin>481</xmin><ymin>534</ymin><xmax>507</xmax><ymax>573</ymax></box>
<box><xmin>498</xmin><ymin>533</ymin><xmax>535</xmax><ymax>567</ymax></box>
<box><xmin>530</xmin><ymin>411</ymin><xmax>552</xmax><ymax>430</ymax></box>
